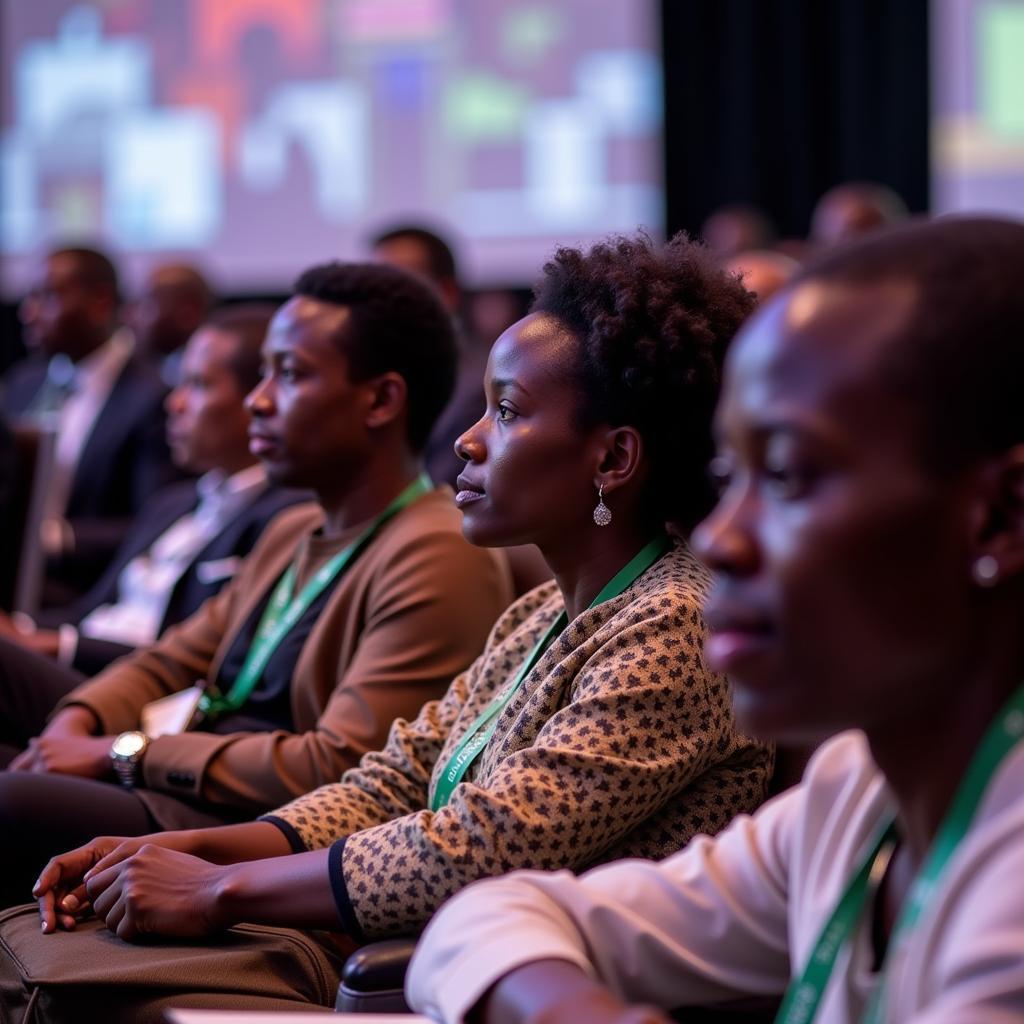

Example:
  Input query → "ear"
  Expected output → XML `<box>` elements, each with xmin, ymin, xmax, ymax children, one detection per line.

<box><xmin>593</xmin><ymin>425</ymin><xmax>645</xmax><ymax>494</ymax></box>
<box><xmin>968</xmin><ymin>445</ymin><xmax>1024</xmax><ymax>586</ymax></box>
<box><xmin>363</xmin><ymin>372</ymin><xmax>408</xmax><ymax>433</ymax></box>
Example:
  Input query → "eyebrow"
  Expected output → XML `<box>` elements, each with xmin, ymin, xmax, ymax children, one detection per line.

<box><xmin>489</xmin><ymin>376</ymin><xmax>530</xmax><ymax>397</ymax></box>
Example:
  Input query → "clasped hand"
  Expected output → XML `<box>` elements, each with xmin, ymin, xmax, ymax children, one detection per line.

<box><xmin>34</xmin><ymin>834</ymin><xmax>229</xmax><ymax>941</ymax></box>
<box><xmin>8</xmin><ymin>705</ymin><xmax>112</xmax><ymax>776</ymax></box>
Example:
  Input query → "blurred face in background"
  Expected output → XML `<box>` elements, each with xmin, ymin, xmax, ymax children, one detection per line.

<box><xmin>130</xmin><ymin>265</ymin><xmax>210</xmax><ymax>359</ymax></box>
<box><xmin>19</xmin><ymin>253</ymin><xmax>113</xmax><ymax>360</ymax></box>
<box><xmin>165</xmin><ymin>327</ymin><xmax>255</xmax><ymax>476</ymax></box>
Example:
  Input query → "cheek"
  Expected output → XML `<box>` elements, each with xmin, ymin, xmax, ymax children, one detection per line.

<box><xmin>769</xmin><ymin>504</ymin><xmax>967</xmax><ymax>684</ymax></box>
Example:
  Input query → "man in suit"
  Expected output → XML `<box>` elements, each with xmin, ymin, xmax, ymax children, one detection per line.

<box><xmin>3</xmin><ymin>247</ymin><xmax>180</xmax><ymax>605</ymax></box>
<box><xmin>0</xmin><ymin>304</ymin><xmax>306</xmax><ymax>675</ymax></box>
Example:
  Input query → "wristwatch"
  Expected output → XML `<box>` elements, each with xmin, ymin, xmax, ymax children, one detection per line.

<box><xmin>110</xmin><ymin>730</ymin><xmax>149</xmax><ymax>788</ymax></box>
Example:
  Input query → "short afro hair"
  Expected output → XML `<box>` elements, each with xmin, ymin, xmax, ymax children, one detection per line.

<box><xmin>794</xmin><ymin>215</ymin><xmax>1024</xmax><ymax>472</ymax></box>
<box><xmin>203</xmin><ymin>303</ymin><xmax>278</xmax><ymax>395</ymax></box>
<box><xmin>51</xmin><ymin>246</ymin><xmax>120</xmax><ymax>305</ymax></box>
<box><xmin>293</xmin><ymin>261</ymin><xmax>458</xmax><ymax>453</ymax></box>
<box><xmin>532</xmin><ymin>232</ymin><xmax>755</xmax><ymax>532</ymax></box>
<box><xmin>369</xmin><ymin>224</ymin><xmax>458</xmax><ymax>285</ymax></box>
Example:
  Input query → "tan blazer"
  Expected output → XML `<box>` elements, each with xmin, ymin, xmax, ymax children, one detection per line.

<box><xmin>60</xmin><ymin>489</ymin><xmax>513</xmax><ymax>828</ymax></box>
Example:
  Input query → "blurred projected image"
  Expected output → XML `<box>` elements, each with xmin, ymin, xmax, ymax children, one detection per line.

<box><xmin>932</xmin><ymin>0</ymin><xmax>1024</xmax><ymax>217</ymax></box>
<box><xmin>0</xmin><ymin>0</ymin><xmax>663</xmax><ymax>294</ymax></box>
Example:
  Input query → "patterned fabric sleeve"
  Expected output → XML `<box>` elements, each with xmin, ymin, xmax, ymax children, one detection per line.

<box><xmin>341</xmin><ymin>585</ymin><xmax>755</xmax><ymax>938</ymax></box>
<box><xmin>262</xmin><ymin>584</ymin><xmax>557</xmax><ymax>847</ymax></box>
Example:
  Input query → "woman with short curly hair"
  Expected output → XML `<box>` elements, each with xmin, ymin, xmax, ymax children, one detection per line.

<box><xmin>11</xmin><ymin>233</ymin><xmax>771</xmax><ymax>1020</ymax></box>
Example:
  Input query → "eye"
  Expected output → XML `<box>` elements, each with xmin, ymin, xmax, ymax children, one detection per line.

<box><xmin>496</xmin><ymin>402</ymin><xmax>518</xmax><ymax>422</ymax></box>
<box><xmin>762</xmin><ymin>444</ymin><xmax>818</xmax><ymax>500</ymax></box>
<box><xmin>707</xmin><ymin>454</ymin><xmax>734</xmax><ymax>495</ymax></box>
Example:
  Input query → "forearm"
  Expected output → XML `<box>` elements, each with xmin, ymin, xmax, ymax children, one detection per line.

<box><xmin>187</xmin><ymin>820</ymin><xmax>294</xmax><ymax>865</ymax></box>
<box><xmin>477</xmin><ymin>961</ymin><xmax>674</xmax><ymax>1024</ymax></box>
<box><xmin>213</xmin><ymin>847</ymin><xmax>339</xmax><ymax>930</ymax></box>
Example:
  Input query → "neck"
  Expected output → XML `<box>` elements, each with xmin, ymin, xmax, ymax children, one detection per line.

<box><xmin>67</xmin><ymin>325</ymin><xmax>114</xmax><ymax>364</ymax></box>
<box><xmin>316</xmin><ymin>450</ymin><xmax>423</xmax><ymax>537</ymax></box>
<box><xmin>867</xmin><ymin>658</ymin><xmax>1022</xmax><ymax>867</ymax></box>
<box><xmin>217</xmin><ymin>452</ymin><xmax>260</xmax><ymax>478</ymax></box>
<box><xmin>540</xmin><ymin>520</ymin><xmax>659</xmax><ymax>621</ymax></box>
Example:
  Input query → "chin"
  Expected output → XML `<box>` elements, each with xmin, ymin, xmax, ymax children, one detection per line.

<box><xmin>731</xmin><ymin>689</ymin><xmax>827</xmax><ymax>745</ymax></box>
<box><xmin>458</xmin><ymin>514</ymin><xmax>520</xmax><ymax>550</ymax></box>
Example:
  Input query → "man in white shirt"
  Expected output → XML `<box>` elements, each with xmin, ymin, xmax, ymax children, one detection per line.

<box><xmin>3</xmin><ymin>248</ymin><xmax>179</xmax><ymax>604</ymax></box>
<box><xmin>0</xmin><ymin>304</ymin><xmax>306</xmax><ymax>681</ymax></box>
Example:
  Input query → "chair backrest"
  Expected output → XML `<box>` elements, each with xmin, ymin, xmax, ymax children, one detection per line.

<box><xmin>0</xmin><ymin>424</ymin><xmax>56</xmax><ymax>616</ymax></box>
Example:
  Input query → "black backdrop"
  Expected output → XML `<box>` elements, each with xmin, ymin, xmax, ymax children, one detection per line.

<box><xmin>661</xmin><ymin>0</ymin><xmax>930</xmax><ymax>239</ymax></box>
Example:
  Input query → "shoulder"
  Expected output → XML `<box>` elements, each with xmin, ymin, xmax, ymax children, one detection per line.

<box><xmin>634</xmin><ymin>541</ymin><xmax>715</xmax><ymax>609</ymax></box>
<box><xmin>141</xmin><ymin>479</ymin><xmax>199</xmax><ymax>518</ymax></box>
<box><xmin>382</xmin><ymin>486</ymin><xmax>468</xmax><ymax>543</ymax></box>
<box><xmin>1</xmin><ymin>359</ymin><xmax>45</xmax><ymax>411</ymax></box>
<box><xmin>113</xmin><ymin>356</ymin><xmax>168</xmax><ymax>402</ymax></box>
<box><xmin>798</xmin><ymin>731</ymin><xmax>883</xmax><ymax>812</ymax></box>
<box><xmin>581</xmin><ymin>542</ymin><xmax>714</xmax><ymax>646</ymax></box>
<box><xmin>372</xmin><ymin>486</ymin><xmax>508</xmax><ymax>579</ymax></box>
<box><xmin>245</xmin><ymin>486</ymin><xmax>311</xmax><ymax>521</ymax></box>
<box><xmin>251</xmin><ymin>501</ymin><xmax>324</xmax><ymax>550</ymax></box>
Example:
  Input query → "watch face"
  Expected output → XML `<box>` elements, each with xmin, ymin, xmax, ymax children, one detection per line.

<box><xmin>113</xmin><ymin>732</ymin><xmax>147</xmax><ymax>757</ymax></box>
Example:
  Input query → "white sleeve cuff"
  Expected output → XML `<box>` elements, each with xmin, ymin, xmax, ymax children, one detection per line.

<box><xmin>56</xmin><ymin>624</ymin><xmax>79</xmax><ymax>667</ymax></box>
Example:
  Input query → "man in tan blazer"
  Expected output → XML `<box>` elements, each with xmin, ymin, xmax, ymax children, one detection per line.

<box><xmin>0</xmin><ymin>261</ymin><xmax>512</xmax><ymax>907</ymax></box>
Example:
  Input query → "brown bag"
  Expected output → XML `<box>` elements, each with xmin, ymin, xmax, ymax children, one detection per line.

<box><xmin>0</xmin><ymin>904</ymin><xmax>344</xmax><ymax>1023</ymax></box>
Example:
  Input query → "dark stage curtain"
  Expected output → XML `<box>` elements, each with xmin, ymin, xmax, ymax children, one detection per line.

<box><xmin>662</xmin><ymin>0</ymin><xmax>930</xmax><ymax>239</ymax></box>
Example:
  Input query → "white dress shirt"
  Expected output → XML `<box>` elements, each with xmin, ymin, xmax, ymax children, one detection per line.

<box><xmin>408</xmin><ymin>730</ymin><xmax>1024</xmax><ymax>1024</ymax></box>
<box><xmin>65</xmin><ymin>464</ymin><xmax>268</xmax><ymax>659</ymax></box>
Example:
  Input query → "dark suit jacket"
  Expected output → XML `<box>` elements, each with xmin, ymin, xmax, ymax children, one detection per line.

<box><xmin>37</xmin><ymin>479</ymin><xmax>309</xmax><ymax>676</ymax></box>
<box><xmin>2</xmin><ymin>353</ymin><xmax>182</xmax><ymax>602</ymax></box>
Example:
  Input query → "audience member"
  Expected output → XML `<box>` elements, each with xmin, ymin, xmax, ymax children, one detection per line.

<box><xmin>726</xmin><ymin>249</ymin><xmax>799</xmax><ymax>302</ymax></box>
<box><xmin>3</xmin><ymin>247</ymin><xmax>179</xmax><ymax>606</ymax></box>
<box><xmin>810</xmin><ymin>181</ymin><xmax>908</xmax><ymax>248</ymax></box>
<box><xmin>0</xmin><ymin>304</ymin><xmax>306</xmax><ymax>675</ymax></box>
<box><xmin>370</xmin><ymin>224</ymin><xmax>551</xmax><ymax>595</ymax></box>
<box><xmin>701</xmin><ymin>203</ymin><xmax>777</xmax><ymax>257</ymax></box>
<box><xmin>10</xmin><ymin>232</ymin><xmax>771</xmax><ymax>1021</ymax></box>
<box><xmin>130</xmin><ymin>262</ymin><xmax>215</xmax><ymax>386</ymax></box>
<box><xmin>0</xmin><ymin>260</ymin><xmax>512</xmax><ymax>906</ymax></box>
<box><xmin>408</xmin><ymin>217</ymin><xmax>1024</xmax><ymax>1024</ymax></box>
<box><xmin>369</xmin><ymin>224</ymin><xmax>482</xmax><ymax>490</ymax></box>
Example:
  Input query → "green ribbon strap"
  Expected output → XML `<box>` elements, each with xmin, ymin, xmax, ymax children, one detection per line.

<box><xmin>429</xmin><ymin>533</ymin><xmax>672</xmax><ymax>812</ymax></box>
<box><xmin>198</xmin><ymin>473</ymin><xmax>433</xmax><ymax>720</ymax></box>
<box><xmin>775</xmin><ymin>682</ymin><xmax>1024</xmax><ymax>1024</ymax></box>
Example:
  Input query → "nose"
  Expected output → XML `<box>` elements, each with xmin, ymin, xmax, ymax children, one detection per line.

<box><xmin>454</xmin><ymin>413</ymin><xmax>487</xmax><ymax>463</ymax></box>
<box><xmin>18</xmin><ymin>295</ymin><xmax>38</xmax><ymax>326</ymax></box>
<box><xmin>245</xmin><ymin>375</ymin><xmax>274</xmax><ymax>417</ymax></box>
<box><xmin>691</xmin><ymin>484</ymin><xmax>760</xmax><ymax>577</ymax></box>
<box><xmin>165</xmin><ymin>386</ymin><xmax>185</xmax><ymax>416</ymax></box>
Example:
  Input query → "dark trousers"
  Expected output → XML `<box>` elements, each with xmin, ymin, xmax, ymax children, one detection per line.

<box><xmin>0</xmin><ymin>637</ymin><xmax>230</xmax><ymax>908</ymax></box>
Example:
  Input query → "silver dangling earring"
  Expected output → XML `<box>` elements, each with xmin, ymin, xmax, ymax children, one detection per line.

<box><xmin>972</xmin><ymin>555</ymin><xmax>1000</xmax><ymax>587</ymax></box>
<box><xmin>592</xmin><ymin>484</ymin><xmax>612</xmax><ymax>527</ymax></box>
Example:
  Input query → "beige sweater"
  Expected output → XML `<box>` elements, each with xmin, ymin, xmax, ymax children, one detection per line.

<box><xmin>267</xmin><ymin>542</ymin><xmax>773</xmax><ymax>938</ymax></box>
<box><xmin>61</xmin><ymin>489</ymin><xmax>513</xmax><ymax>828</ymax></box>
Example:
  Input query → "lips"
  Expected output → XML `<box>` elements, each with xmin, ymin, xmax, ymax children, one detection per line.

<box><xmin>454</xmin><ymin>474</ymin><xmax>485</xmax><ymax>509</ymax></box>
<box><xmin>702</xmin><ymin>597</ymin><xmax>776</xmax><ymax>675</ymax></box>
<box><xmin>248</xmin><ymin>430</ymin><xmax>280</xmax><ymax>456</ymax></box>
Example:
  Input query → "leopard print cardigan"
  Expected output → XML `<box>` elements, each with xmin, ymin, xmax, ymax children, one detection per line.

<box><xmin>264</xmin><ymin>542</ymin><xmax>773</xmax><ymax>939</ymax></box>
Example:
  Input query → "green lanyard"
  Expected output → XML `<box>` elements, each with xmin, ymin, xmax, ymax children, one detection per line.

<box><xmin>775</xmin><ymin>682</ymin><xmax>1024</xmax><ymax>1024</ymax></box>
<box><xmin>198</xmin><ymin>474</ymin><xmax>432</xmax><ymax>719</ymax></box>
<box><xmin>429</xmin><ymin>534</ymin><xmax>672</xmax><ymax>812</ymax></box>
